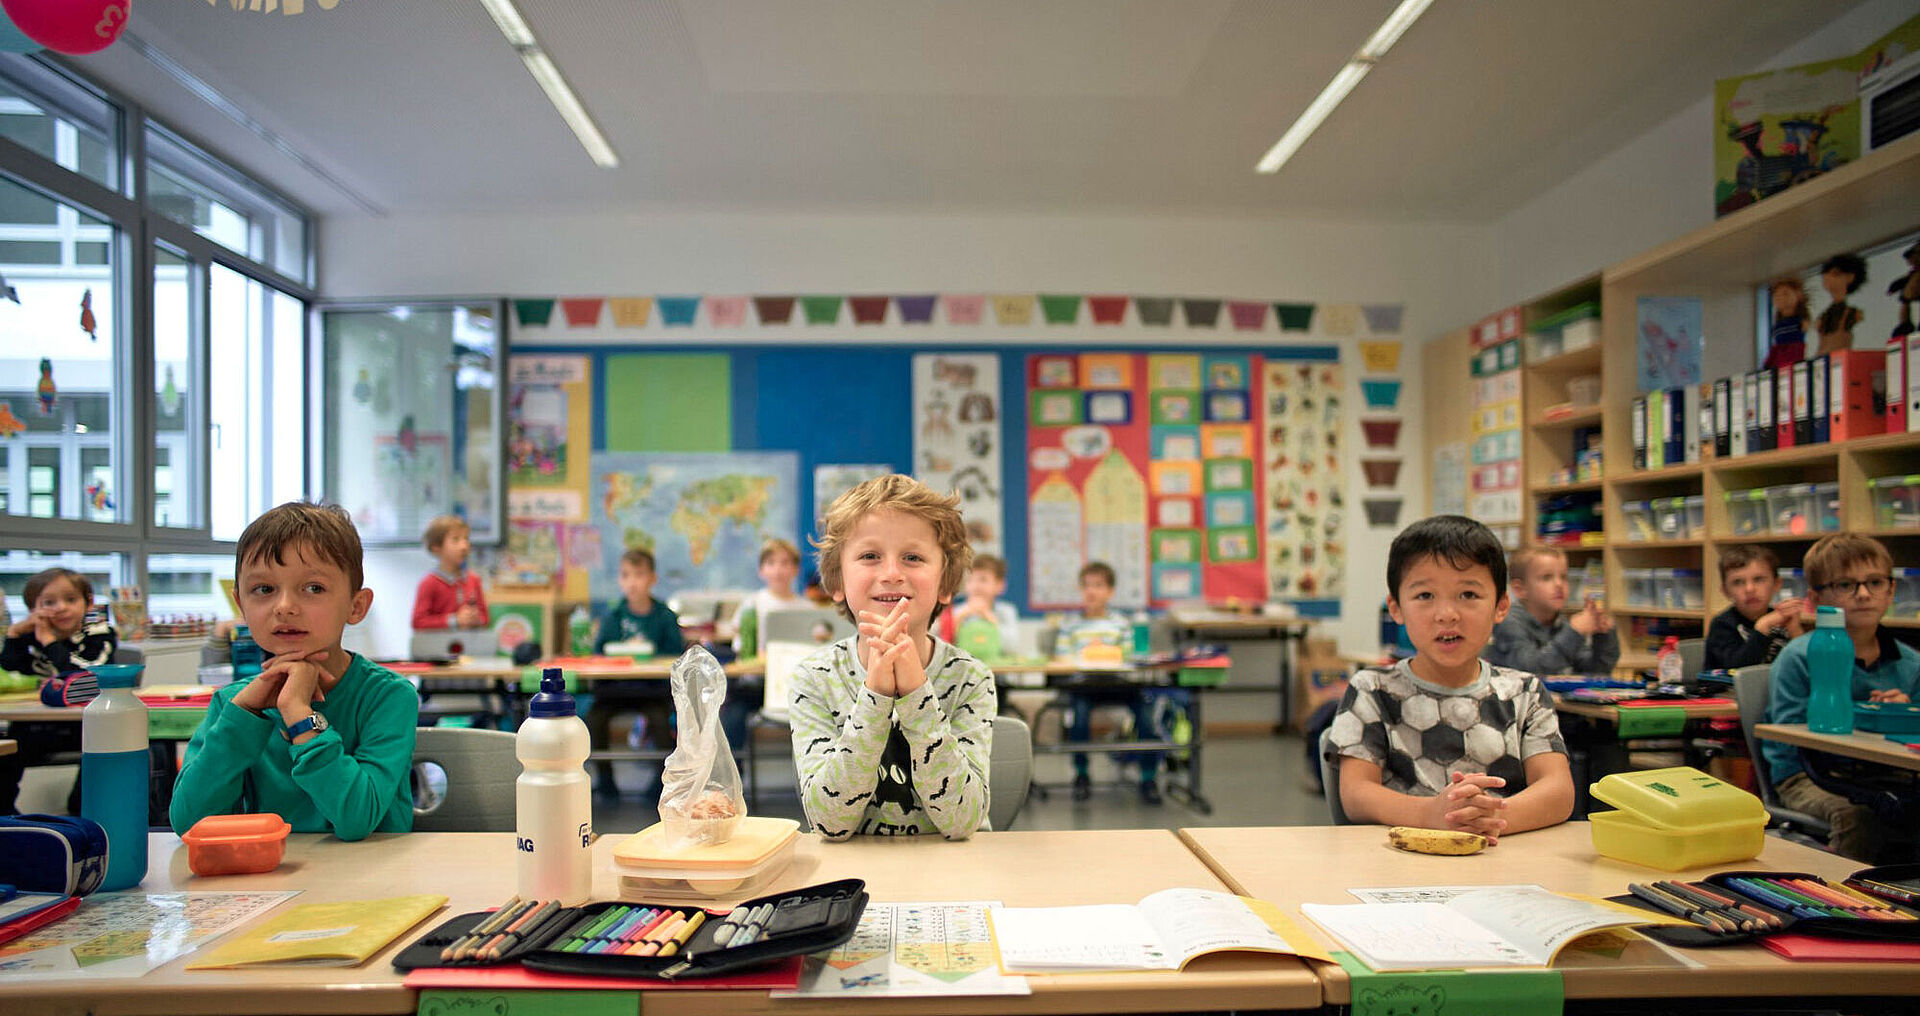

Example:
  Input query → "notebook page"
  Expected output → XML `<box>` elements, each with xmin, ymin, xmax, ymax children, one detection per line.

<box><xmin>1444</xmin><ymin>887</ymin><xmax>1655</xmax><ymax>965</ymax></box>
<box><xmin>1136</xmin><ymin>888</ymin><xmax>1292</xmax><ymax>964</ymax></box>
<box><xmin>987</xmin><ymin>903</ymin><xmax>1167</xmax><ymax>971</ymax></box>
<box><xmin>1300</xmin><ymin>902</ymin><xmax>1531</xmax><ymax>970</ymax></box>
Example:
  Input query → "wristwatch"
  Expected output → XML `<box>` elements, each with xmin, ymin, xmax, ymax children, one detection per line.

<box><xmin>282</xmin><ymin>713</ymin><xmax>330</xmax><ymax>742</ymax></box>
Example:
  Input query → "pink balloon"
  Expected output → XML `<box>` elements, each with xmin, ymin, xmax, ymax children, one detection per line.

<box><xmin>0</xmin><ymin>0</ymin><xmax>131</xmax><ymax>56</ymax></box>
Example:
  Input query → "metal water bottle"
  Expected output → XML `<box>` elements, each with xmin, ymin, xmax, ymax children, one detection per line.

<box><xmin>81</xmin><ymin>663</ymin><xmax>148</xmax><ymax>891</ymax></box>
<box><xmin>516</xmin><ymin>668</ymin><xmax>592</xmax><ymax>904</ymax></box>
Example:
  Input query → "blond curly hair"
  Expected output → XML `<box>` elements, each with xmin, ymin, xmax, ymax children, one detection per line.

<box><xmin>811</xmin><ymin>474</ymin><xmax>972</xmax><ymax>622</ymax></box>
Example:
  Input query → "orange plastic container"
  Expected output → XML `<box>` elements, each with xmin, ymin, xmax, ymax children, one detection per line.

<box><xmin>182</xmin><ymin>813</ymin><xmax>290</xmax><ymax>876</ymax></box>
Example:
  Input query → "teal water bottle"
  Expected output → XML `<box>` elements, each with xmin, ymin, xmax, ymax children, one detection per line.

<box><xmin>81</xmin><ymin>664</ymin><xmax>149</xmax><ymax>890</ymax></box>
<box><xmin>1806</xmin><ymin>605</ymin><xmax>1853</xmax><ymax>735</ymax></box>
<box><xmin>230</xmin><ymin>624</ymin><xmax>263</xmax><ymax>678</ymax></box>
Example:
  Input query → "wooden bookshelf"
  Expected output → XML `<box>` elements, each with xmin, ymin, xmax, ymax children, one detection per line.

<box><xmin>1529</xmin><ymin>478</ymin><xmax>1605</xmax><ymax>495</ymax></box>
<box><xmin>1531</xmin><ymin>406</ymin><xmax>1604</xmax><ymax>430</ymax></box>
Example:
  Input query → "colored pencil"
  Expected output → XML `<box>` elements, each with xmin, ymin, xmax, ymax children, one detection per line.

<box><xmin>456</xmin><ymin>898</ymin><xmax>536</xmax><ymax>961</ymax></box>
<box><xmin>615</xmin><ymin>909</ymin><xmax>678</xmax><ymax>954</ymax></box>
<box><xmin>1728</xmin><ymin>877</ymin><xmax>1824</xmax><ymax>919</ymax></box>
<box><xmin>1656</xmin><ymin>882</ymin><xmax>1755</xmax><ymax>932</ymax></box>
<box><xmin>657</xmin><ymin>911</ymin><xmax>706</xmax><ymax>957</ymax></box>
<box><xmin>1784</xmin><ymin>878</ymin><xmax>1899</xmax><ymax>921</ymax></box>
<box><xmin>481</xmin><ymin>899</ymin><xmax>560</xmax><ymax>961</ymax></box>
<box><xmin>1629</xmin><ymin>883</ymin><xmax>1739</xmax><ymax>934</ymax></box>
<box><xmin>442</xmin><ymin>896</ymin><xmax>524</xmax><ymax>961</ymax></box>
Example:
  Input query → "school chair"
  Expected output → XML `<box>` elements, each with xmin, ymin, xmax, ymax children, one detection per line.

<box><xmin>1317</xmin><ymin>729</ymin><xmax>1351</xmax><ymax>825</ymax></box>
<box><xmin>1730</xmin><ymin>664</ymin><xmax>1831</xmax><ymax>845</ymax></box>
<box><xmin>1676</xmin><ymin>637</ymin><xmax>1704</xmax><ymax>682</ymax></box>
<box><xmin>743</xmin><ymin>640</ymin><xmax>814</xmax><ymax>810</ymax></box>
<box><xmin>989</xmin><ymin>714</ymin><xmax>1033</xmax><ymax>830</ymax></box>
<box><xmin>410</xmin><ymin>726</ymin><xmax>519</xmax><ymax>832</ymax></box>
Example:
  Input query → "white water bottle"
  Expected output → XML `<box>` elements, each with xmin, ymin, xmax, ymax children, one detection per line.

<box><xmin>81</xmin><ymin>663</ymin><xmax>149</xmax><ymax>891</ymax></box>
<box><xmin>516</xmin><ymin>668</ymin><xmax>592</xmax><ymax>904</ymax></box>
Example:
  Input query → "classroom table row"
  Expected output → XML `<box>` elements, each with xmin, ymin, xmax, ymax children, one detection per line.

<box><xmin>4</xmin><ymin>822</ymin><xmax>1915</xmax><ymax>1016</ymax></box>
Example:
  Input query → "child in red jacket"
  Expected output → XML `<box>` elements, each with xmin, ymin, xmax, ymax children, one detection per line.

<box><xmin>411</xmin><ymin>515</ymin><xmax>488</xmax><ymax>631</ymax></box>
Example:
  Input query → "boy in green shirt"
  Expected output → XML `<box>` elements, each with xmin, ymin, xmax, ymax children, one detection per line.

<box><xmin>171</xmin><ymin>502</ymin><xmax>418</xmax><ymax>840</ymax></box>
<box><xmin>587</xmin><ymin>547</ymin><xmax>686</xmax><ymax>800</ymax></box>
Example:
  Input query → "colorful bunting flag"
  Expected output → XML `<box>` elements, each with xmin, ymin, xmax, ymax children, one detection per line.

<box><xmin>1039</xmin><ymin>294</ymin><xmax>1081</xmax><ymax>325</ymax></box>
<box><xmin>753</xmin><ymin>296</ymin><xmax>796</xmax><ymax>325</ymax></box>
<box><xmin>560</xmin><ymin>298</ymin><xmax>604</xmax><ymax>327</ymax></box>
<box><xmin>658</xmin><ymin>296</ymin><xmax>701</xmax><ymax>327</ymax></box>
<box><xmin>1321</xmin><ymin>303</ymin><xmax>1361</xmax><ymax>336</ymax></box>
<box><xmin>944</xmin><ymin>294</ymin><xmax>985</xmax><ymax>325</ymax></box>
<box><xmin>1274</xmin><ymin>302</ymin><xmax>1315</xmax><ymax>332</ymax></box>
<box><xmin>707</xmin><ymin>296</ymin><xmax>748</xmax><ymax>327</ymax></box>
<box><xmin>609</xmin><ymin>297</ymin><xmax>652</xmax><ymax>328</ymax></box>
<box><xmin>896</xmin><ymin>295</ymin><xmax>937</xmax><ymax>323</ymax></box>
<box><xmin>1134</xmin><ymin>297</ymin><xmax>1174</xmax><ymax>326</ymax></box>
<box><xmin>992</xmin><ymin>294</ymin><xmax>1035</xmax><ymax>325</ymax></box>
<box><xmin>1086</xmin><ymin>295</ymin><xmax>1128</xmax><ymax>325</ymax></box>
<box><xmin>801</xmin><ymin>295</ymin><xmax>843</xmax><ymax>325</ymax></box>
<box><xmin>849</xmin><ymin>296</ymin><xmax>889</xmax><ymax>324</ymax></box>
<box><xmin>513</xmin><ymin>299</ymin><xmax>555</xmax><ymax>327</ymax></box>
<box><xmin>1227</xmin><ymin>300</ymin><xmax>1267</xmax><ymax>331</ymax></box>
<box><xmin>1361</xmin><ymin>303</ymin><xmax>1404</xmax><ymax>334</ymax></box>
<box><xmin>1181</xmin><ymin>299</ymin><xmax>1222</xmax><ymax>328</ymax></box>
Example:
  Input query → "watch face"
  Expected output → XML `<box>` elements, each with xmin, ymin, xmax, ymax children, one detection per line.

<box><xmin>310</xmin><ymin>713</ymin><xmax>329</xmax><ymax>732</ymax></box>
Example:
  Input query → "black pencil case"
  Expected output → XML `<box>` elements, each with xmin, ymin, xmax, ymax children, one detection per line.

<box><xmin>523</xmin><ymin>878</ymin><xmax>868</xmax><ymax>980</ymax></box>
<box><xmin>1615</xmin><ymin>870</ymin><xmax>1920</xmax><ymax>948</ymax></box>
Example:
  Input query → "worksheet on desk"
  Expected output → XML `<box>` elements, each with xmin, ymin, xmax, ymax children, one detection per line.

<box><xmin>773</xmin><ymin>901</ymin><xmax>1031</xmax><ymax>998</ymax></box>
<box><xmin>0</xmin><ymin>891</ymin><xmax>298</xmax><ymax>980</ymax></box>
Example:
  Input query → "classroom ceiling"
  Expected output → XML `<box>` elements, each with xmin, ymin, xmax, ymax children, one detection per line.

<box><xmin>69</xmin><ymin>0</ymin><xmax>1862</xmax><ymax>221</ymax></box>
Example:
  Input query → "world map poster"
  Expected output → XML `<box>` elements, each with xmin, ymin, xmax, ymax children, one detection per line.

<box><xmin>589</xmin><ymin>451</ymin><xmax>800</xmax><ymax>601</ymax></box>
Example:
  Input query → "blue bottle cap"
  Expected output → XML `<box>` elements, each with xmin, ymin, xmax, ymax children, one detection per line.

<box><xmin>90</xmin><ymin>664</ymin><xmax>143</xmax><ymax>688</ymax></box>
<box><xmin>528</xmin><ymin>667</ymin><xmax>576</xmax><ymax>717</ymax></box>
<box><xmin>233</xmin><ymin>625</ymin><xmax>251</xmax><ymax>640</ymax></box>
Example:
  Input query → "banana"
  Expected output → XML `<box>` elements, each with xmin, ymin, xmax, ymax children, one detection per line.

<box><xmin>1386</xmin><ymin>826</ymin><xmax>1487</xmax><ymax>856</ymax></box>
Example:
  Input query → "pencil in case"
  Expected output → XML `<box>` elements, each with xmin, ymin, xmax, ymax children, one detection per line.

<box><xmin>393</xmin><ymin>878</ymin><xmax>867</xmax><ymax>980</ymax></box>
<box><xmin>1618</xmin><ymin>870</ymin><xmax>1920</xmax><ymax>948</ymax></box>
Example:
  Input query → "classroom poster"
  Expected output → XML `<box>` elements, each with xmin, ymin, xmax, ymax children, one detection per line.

<box><xmin>1262</xmin><ymin>359</ymin><xmax>1345</xmax><ymax>600</ymax></box>
<box><xmin>1636</xmin><ymin>296</ymin><xmax>1703</xmax><ymax>392</ymax></box>
<box><xmin>913</xmin><ymin>353</ymin><xmax>1004</xmax><ymax>555</ymax></box>
<box><xmin>1026</xmin><ymin>352</ymin><xmax>1270</xmax><ymax>609</ymax></box>
<box><xmin>367</xmin><ymin>433</ymin><xmax>449</xmax><ymax>544</ymax></box>
<box><xmin>505</xmin><ymin>354</ymin><xmax>592</xmax><ymax>516</ymax></box>
<box><xmin>815</xmin><ymin>463</ymin><xmax>892</xmax><ymax>526</ymax></box>
<box><xmin>588</xmin><ymin>451</ymin><xmax>799</xmax><ymax>599</ymax></box>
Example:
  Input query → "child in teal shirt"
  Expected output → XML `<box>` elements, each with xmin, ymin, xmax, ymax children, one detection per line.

<box><xmin>171</xmin><ymin>503</ymin><xmax>418</xmax><ymax>840</ymax></box>
<box><xmin>587</xmin><ymin>547</ymin><xmax>685</xmax><ymax>800</ymax></box>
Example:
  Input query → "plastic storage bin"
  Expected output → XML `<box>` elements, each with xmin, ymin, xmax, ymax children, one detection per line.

<box><xmin>1778</xmin><ymin>568</ymin><xmax>1807</xmax><ymax>603</ymax></box>
<box><xmin>1811</xmin><ymin>482</ymin><xmax>1840</xmax><ymax>533</ymax></box>
<box><xmin>1683</xmin><ymin>495</ymin><xmax>1705</xmax><ymax>539</ymax></box>
<box><xmin>1869</xmin><ymin>474</ymin><xmax>1920</xmax><ymax>529</ymax></box>
<box><xmin>1588</xmin><ymin>766</ymin><xmax>1766</xmax><ymax>870</ymax></box>
<box><xmin>1890</xmin><ymin>567</ymin><xmax>1920</xmax><ymax>621</ymax></box>
<box><xmin>1652</xmin><ymin>568</ymin><xmax>1679</xmax><ymax>610</ymax></box>
<box><xmin>1724</xmin><ymin>488</ymin><xmax>1769</xmax><ymax>537</ymax></box>
<box><xmin>1624</xmin><ymin>568</ymin><xmax>1656</xmax><ymax>609</ymax></box>
<box><xmin>610</xmin><ymin>816</ymin><xmax>800</xmax><ymax>901</ymax></box>
<box><xmin>1673</xmin><ymin>569</ymin><xmax>1705</xmax><ymax>610</ymax></box>
<box><xmin>1766</xmin><ymin>483</ymin><xmax>1820</xmax><ymax>536</ymax></box>
<box><xmin>1652</xmin><ymin>497</ymin><xmax>1687</xmax><ymax>541</ymax></box>
<box><xmin>1854</xmin><ymin>701</ymin><xmax>1920</xmax><ymax>734</ymax></box>
<box><xmin>1622</xmin><ymin>500</ymin><xmax>1656</xmax><ymax>542</ymax></box>
<box><xmin>1566</xmin><ymin>374</ymin><xmax>1602</xmax><ymax>407</ymax></box>
<box><xmin>181</xmin><ymin>813</ymin><xmax>291</xmax><ymax>876</ymax></box>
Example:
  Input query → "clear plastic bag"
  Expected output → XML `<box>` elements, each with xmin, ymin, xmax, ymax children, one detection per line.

<box><xmin>658</xmin><ymin>645</ymin><xmax>745</xmax><ymax>847</ymax></box>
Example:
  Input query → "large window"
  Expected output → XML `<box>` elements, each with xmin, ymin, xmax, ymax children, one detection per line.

<box><xmin>210</xmin><ymin>263</ymin><xmax>306</xmax><ymax>542</ymax></box>
<box><xmin>0</xmin><ymin>58</ymin><xmax>119</xmax><ymax>193</ymax></box>
<box><xmin>146</xmin><ymin>124</ymin><xmax>307</xmax><ymax>285</ymax></box>
<box><xmin>0</xmin><ymin>172</ymin><xmax>120</xmax><ymax>523</ymax></box>
<box><xmin>153</xmin><ymin>244</ymin><xmax>199</xmax><ymax>529</ymax></box>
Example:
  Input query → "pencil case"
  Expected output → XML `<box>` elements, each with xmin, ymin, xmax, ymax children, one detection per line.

<box><xmin>1617</xmin><ymin>870</ymin><xmax>1920</xmax><ymax>948</ymax></box>
<box><xmin>1845</xmin><ymin>863</ymin><xmax>1920</xmax><ymax>907</ymax></box>
<box><xmin>0</xmin><ymin>815</ymin><xmax>109</xmax><ymax>896</ymax></box>
<box><xmin>393</xmin><ymin>878</ymin><xmax>867</xmax><ymax>980</ymax></box>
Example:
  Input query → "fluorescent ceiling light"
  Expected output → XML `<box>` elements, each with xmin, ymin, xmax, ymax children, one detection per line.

<box><xmin>480</xmin><ymin>0</ymin><xmax>619</xmax><ymax>168</ymax></box>
<box><xmin>1255</xmin><ymin>0</ymin><xmax>1434</xmax><ymax>175</ymax></box>
<box><xmin>478</xmin><ymin>0</ymin><xmax>537</xmax><ymax>48</ymax></box>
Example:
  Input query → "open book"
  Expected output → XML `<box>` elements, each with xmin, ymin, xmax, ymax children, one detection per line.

<box><xmin>987</xmin><ymin>887</ymin><xmax>1330</xmax><ymax>973</ymax></box>
<box><xmin>1302</xmin><ymin>885</ymin><xmax>1676</xmax><ymax>971</ymax></box>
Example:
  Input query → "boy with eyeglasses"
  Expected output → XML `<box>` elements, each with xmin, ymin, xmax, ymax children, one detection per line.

<box><xmin>1763</xmin><ymin>534</ymin><xmax>1919</xmax><ymax>861</ymax></box>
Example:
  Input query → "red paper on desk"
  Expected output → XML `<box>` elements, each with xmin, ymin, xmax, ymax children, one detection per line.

<box><xmin>1613</xmin><ymin>697</ymin><xmax>1734</xmax><ymax>708</ymax></box>
<box><xmin>0</xmin><ymin>895</ymin><xmax>81</xmax><ymax>948</ymax></box>
<box><xmin>383</xmin><ymin>661</ymin><xmax>436</xmax><ymax>674</ymax></box>
<box><xmin>403</xmin><ymin>956</ymin><xmax>803</xmax><ymax>992</ymax></box>
<box><xmin>1760</xmin><ymin>934</ymin><xmax>1920</xmax><ymax>962</ymax></box>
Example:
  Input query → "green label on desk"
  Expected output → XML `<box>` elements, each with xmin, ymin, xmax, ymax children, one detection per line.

<box><xmin>418</xmin><ymin>988</ymin><xmax>637</xmax><ymax>1016</ymax></box>
<box><xmin>1335</xmin><ymin>951</ymin><xmax>1563</xmax><ymax>1016</ymax></box>
<box><xmin>1614</xmin><ymin>706</ymin><xmax>1686</xmax><ymax>739</ymax></box>
<box><xmin>518</xmin><ymin>668</ymin><xmax>579</xmax><ymax>693</ymax></box>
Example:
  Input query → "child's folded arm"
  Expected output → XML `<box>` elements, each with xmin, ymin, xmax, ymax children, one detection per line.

<box><xmin>896</xmin><ymin>660</ymin><xmax>996</xmax><ymax>839</ymax></box>
<box><xmin>287</xmin><ymin>683</ymin><xmax>419</xmax><ymax>841</ymax></box>
<box><xmin>789</xmin><ymin>663</ymin><xmax>891</xmax><ymax>839</ymax></box>
<box><xmin>1500</xmin><ymin>752</ymin><xmax>1575</xmax><ymax>833</ymax></box>
<box><xmin>169</xmin><ymin>692</ymin><xmax>276</xmax><ymax>834</ymax></box>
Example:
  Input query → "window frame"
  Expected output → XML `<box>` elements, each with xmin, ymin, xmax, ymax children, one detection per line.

<box><xmin>0</xmin><ymin>52</ymin><xmax>317</xmax><ymax>596</ymax></box>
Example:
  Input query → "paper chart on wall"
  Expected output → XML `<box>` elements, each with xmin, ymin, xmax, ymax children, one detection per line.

<box><xmin>1028</xmin><ymin>475</ymin><xmax>1084</xmax><ymax>607</ymax></box>
<box><xmin>0</xmin><ymin>891</ymin><xmax>298</xmax><ymax>980</ymax></box>
<box><xmin>774</xmin><ymin>901</ymin><xmax>1029</xmax><ymax>998</ymax></box>
<box><xmin>1083</xmin><ymin>451</ymin><xmax>1149</xmax><ymax>610</ymax></box>
<box><xmin>913</xmin><ymin>353</ymin><xmax>1004</xmax><ymax>555</ymax></box>
<box><xmin>1262</xmin><ymin>360</ymin><xmax>1345</xmax><ymax>601</ymax></box>
<box><xmin>815</xmin><ymin>464</ymin><xmax>893</xmax><ymax>528</ymax></box>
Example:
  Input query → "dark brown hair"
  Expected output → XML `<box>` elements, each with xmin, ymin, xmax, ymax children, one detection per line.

<box><xmin>1391</xmin><ymin>515</ymin><xmax>1508</xmax><ymax>599</ymax></box>
<box><xmin>1803</xmin><ymin>533</ymin><xmax>1891</xmax><ymax>596</ymax></box>
<box><xmin>621</xmin><ymin>547</ymin><xmax>658</xmax><ymax>573</ymax></box>
<box><xmin>23</xmin><ymin>567</ymin><xmax>93</xmax><ymax>609</ymax></box>
<box><xmin>1717</xmin><ymin>544</ymin><xmax>1779</xmax><ymax>583</ymax></box>
<box><xmin>236</xmin><ymin>502</ymin><xmax>365</xmax><ymax>591</ymax></box>
<box><xmin>971</xmin><ymin>554</ymin><xmax>1006</xmax><ymax>580</ymax></box>
<box><xmin>422</xmin><ymin>514</ymin><xmax>469</xmax><ymax>553</ymax></box>
<box><xmin>1078</xmin><ymin>561</ymin><xmax>1116</xmax><ymax>587</ymax></box>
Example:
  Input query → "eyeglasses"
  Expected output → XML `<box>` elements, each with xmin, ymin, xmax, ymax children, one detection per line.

<box><xmin>1813</xmin><ymin>575</ymin><xmax>1893</xmax><ymax>597</ymax></box>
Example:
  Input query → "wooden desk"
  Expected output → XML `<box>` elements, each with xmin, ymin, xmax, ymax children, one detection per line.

<box><xmin>1166</xmin><ymin>609</ymin><xmax>1314</xmax><ymax>733</ymax></box>
<box><xmin>1755</xmin><ymin>722</ymin><xmax>1920</xmax><ymax>773</ymax></box>
<box><xmin>0</xmin><ymin>829</ymin><xmax>1319</xmax><ymax>1016</ymax></box>
<box><xmin>1179</xmin><ymin>822</ymin><xmax>1920</xmax><ymax>1005</ymax></box>
<box><xmin>1551</xmin><ymin>697</ymin><xmax>1740</xmax><ymax>723</ymax></box>
<box><xmin>0</xmin><ymin>737</ymin><xmax>14</xmax><ymax>755</ymax></box>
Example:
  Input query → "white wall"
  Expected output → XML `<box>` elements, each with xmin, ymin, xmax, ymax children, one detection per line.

<box><xmin>322</xmin><ymin>210</ymin><xmax>1497</xmax><ymax>660</ymax></box>
<box><xmin>1492</xmin><ymin>0</ymin><xmax>1920</xmax><ymax>307</ymax></box>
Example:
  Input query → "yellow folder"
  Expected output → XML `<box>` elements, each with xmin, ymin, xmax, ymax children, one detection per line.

<box><xmin>188</xmin><ymin>894</ymin><xmax>447</xmax><ymax>968</ymax></box>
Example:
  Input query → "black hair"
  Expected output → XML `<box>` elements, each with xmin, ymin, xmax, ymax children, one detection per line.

<box><xmin>1386</xmin><ymin>515</ymin><xmax>1507</xmax><ymax>600</ymax></box>
<box><xmin>1822</xmin><ymin>253</ymin><xmax>1867</xmax><ymax>294</ymax></box>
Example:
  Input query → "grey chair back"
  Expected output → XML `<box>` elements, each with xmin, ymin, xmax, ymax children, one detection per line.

<box><xmin>411</xmin><ymin>726</ymin><xmax>519</xmax><ymax>832</ymax></box>
<box><xmin>111</xmin><ymin>644</ymin><xmax>144</xmax><ymax>666</ymax></box>
<box><xmin>1318</xmin><ymin>728</ymin><xmax>1351</xmax><ymax>825</ymax></box>
<box><xmin>989</xmin><ymin>714</ymin><xmax>1033</xmax><ymax>831</ymax></box>
<box><xmin>1676</xmin><ymin>637</ymin><xmax>1704</xmax><ymax>683</ymax></box>
<box><xmin>1730</xmin><ymin>664</ymin><xmax>1831</xmax><ymax>836</ymax></box>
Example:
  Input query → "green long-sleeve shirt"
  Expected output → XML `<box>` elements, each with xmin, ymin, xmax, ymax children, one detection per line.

<box><xmin>169</xmin><ymin>653</ymin><xmax>418</xmax><ymax>841</ymax></box>
<box><xmin>593</xmin><ymin>596</ymin><xmax>685</xmax><ymax>656</ymax></box>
